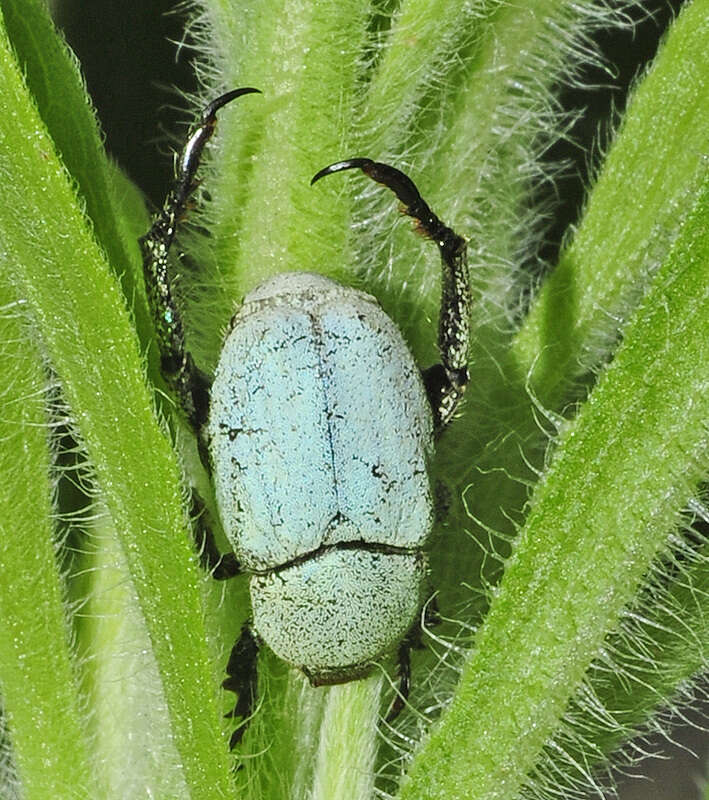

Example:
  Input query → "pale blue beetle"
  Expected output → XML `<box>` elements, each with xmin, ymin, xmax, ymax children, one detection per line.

<box><xmin>140</xmin><ymin>89</ymin><xmax>470</xmax><ymax>747</ymax></box>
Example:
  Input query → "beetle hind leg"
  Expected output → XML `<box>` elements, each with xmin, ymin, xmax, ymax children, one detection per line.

<box><xmin>223</xmin><ymin>623</ymin><xmax>260</xmax><ymax>748</ymax></box>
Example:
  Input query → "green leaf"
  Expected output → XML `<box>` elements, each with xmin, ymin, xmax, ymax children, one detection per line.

<box><xmin>0</xmin><ymin>0</ymin><xmax>153</xmax><ymax>355</ymax></box>
<box><xmin>0</xmin><ymin>283</ymin><xmax>97</xmax><ymax>798</ymax></box>
<box><xmin>0</xmin><ymin>12</ymin><xmax>232</xmax><ymax>797</ymax></box>
<box><xmin>399</xmin><ymin>122</ymin><xmax>709</xmax><ymax>800</ymax></box>
<box><xmin>514</xmin><ymin>0</ymin><xmax>709</xmax><ymax>406</ymax></box>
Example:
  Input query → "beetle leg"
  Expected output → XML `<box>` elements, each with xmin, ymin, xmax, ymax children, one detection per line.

<box><xmin>385</xmin><ymin>593</ymin><xmax>441</xmax><ymax>723</ymax></box>
<box><xmin>223</xmin><ymin>623</ymin><xmax>260</xmax><ymax>749</ymax></box>
<box><xmin>139</xmin><ymin>88</ymin><xmax>260</xmax><ymax>435</ymax></box>
<box><xmin>311</xmin><ymin>158</ymin><xmax>470</xmax><ymax>434</ymax></box>
<box><xmin>424</xmin><ymin>595</ymin><xmax>442</xmax><ymax>629</ymax></box>
<box><xmin>191</xmin><ymin>492</ymin><xmax>241</xmax><ymax>580</ymax></box>
<box><xmin>385</xmin><ymin>626</ymin><xmax>419</xmax><ymax>723</ymax></box>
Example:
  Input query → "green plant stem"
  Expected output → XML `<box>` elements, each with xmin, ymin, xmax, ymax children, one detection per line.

<box><xmin>189</xmin><ymin>0</ymin><xmax>372</xmax><ymax>365</ymax></box>
<box><xmin>311</xmin><ymin>677</ymin><xmax>382</xmax><ymax>800</ymax></box>
<box><xmin>0</xmin><ymin>17</ymin><xmax>232</xmax><ymax>798</ymax></box>
<box><xmin>359</xmin><ymin>0</ymin><xmax>493</xmax><ymax>158</ymax></box>
<box><xmin>399</xmin><ymin>171</ymin><xmax>709</xmax><ymax>800</ymax></box>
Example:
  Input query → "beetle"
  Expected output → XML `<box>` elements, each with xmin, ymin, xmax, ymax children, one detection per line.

<box><xmin>139</xmin><ymin>88</ymin><xmax>470</xmax><ymax>748</ymax></box>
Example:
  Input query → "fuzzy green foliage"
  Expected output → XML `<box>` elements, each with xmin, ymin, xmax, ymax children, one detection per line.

<box><xmin>0</xmin><ymin>0</ymin><xmax>707</xmax><ymax>799</ymax></box>
<box><xmin>0</xmin><ymin>286</ymin><xmax>96</xmax><ymax>799</ymax></box>
<box><xmin>0</xmin><ymin>2</ymin><xmax>231</xmax><ymax>796</ymax></box>
<box><xmin>401</xmin><ymin>170</ymin><xmax>709</xmax><ymax>800</ymax></box>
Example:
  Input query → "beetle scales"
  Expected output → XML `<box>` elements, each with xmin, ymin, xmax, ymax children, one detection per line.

<box><xmin>208</xmin><ymin>271</ymin><xmax>432</xmax><ymax>683</ymax></box>
<box><xmin>139</xmin><ymin>90</ymin><xmax>471</xmax><ymax>747</ymax></box>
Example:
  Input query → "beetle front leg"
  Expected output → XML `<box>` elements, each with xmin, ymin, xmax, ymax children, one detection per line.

<box><xmin>139</xmin><ymin>88</ymin><xmax>260</xmax><ymax>435</ymax></box>
<box><xmin>223</xmin><ymin>622</ymin><xmax>260</xmax><ymax>749</ymax></box>
<box><xmin>311</xmin><ymin>158</ymin><xmax>470</xmax><ymax>433</ymax></box>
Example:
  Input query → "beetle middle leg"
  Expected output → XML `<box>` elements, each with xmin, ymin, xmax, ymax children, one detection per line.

<box><xmin>385</xmin><ymin>597</ymin><xmax>441</xmax><ymax>723</ymax></box>
<box><xmin>191</xmin><ymin>492</ymin><xmax>241</xmax><ymax>580</ymax></box>
<box><xmin>385</xmin><ymin>631</ymin><xmax>415</xmax><ymax>723</ymax></box>
<box><xmin>223</xmin><ymin>623</ymin><xmax>260</xmax><ymax>748</ymax></box>
<box><xmin>311</xmin><ymin>158</ymin><xmax>470</xmax><ymax>434</ymax></box>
